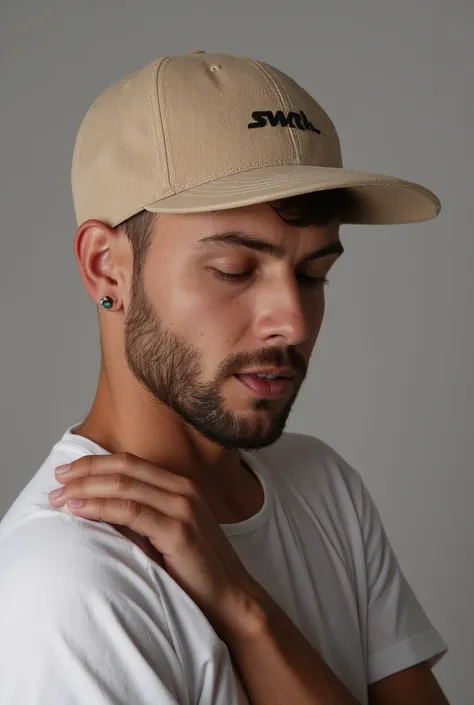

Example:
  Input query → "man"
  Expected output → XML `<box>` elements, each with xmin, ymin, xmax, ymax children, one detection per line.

<box><xmin>0</xmin><ymin>52</ymin><xmax>449</xmax><ymax>704</ymax></box>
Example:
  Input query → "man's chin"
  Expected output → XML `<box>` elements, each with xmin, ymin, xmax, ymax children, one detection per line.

<box><xmin>215</xmin><ymin>414</ymin><xmax>289</xmax><ymax>451</ymax></box>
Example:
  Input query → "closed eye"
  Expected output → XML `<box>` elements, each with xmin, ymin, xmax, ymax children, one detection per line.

<box><xmin>213</xmin><ymin>270</ymin><xmax>329</xmax><ymax>288</ymax></box>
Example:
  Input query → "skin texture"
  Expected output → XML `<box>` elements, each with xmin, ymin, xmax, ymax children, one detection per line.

<box><xmin>73</xmin><ymin>204</ymin><xmax>341</xmax><ymax>523</ymax></box>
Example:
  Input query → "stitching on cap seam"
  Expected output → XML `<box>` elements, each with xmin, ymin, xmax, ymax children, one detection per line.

<box><xmin>174</xmin><ymin>158</ymin><xmax>319</xmax><ymax>191</ymax></box>
<box><xmin>151</xmin><ymin>57</ymin><xmax>174</xmax><ymax>199</ymax></box>
<box><xmin>352</xmin><ymin>181</ymin><xmax>441</xmax><ymax>212</ymax></box>
<box><xmin>341</xmin><ymin>179</ymin><xmax>440</xmax><ymax>204</ymax></box>
<box><xmin>249</xmin><ymin>59</ymin><xmax>303</xmax><ymax>162</ymax></box>
<box><xmin>160</xmin><ymin>162</ymin><xmax>438</xmax><ymax>206</ymax></box>
<box><xmin>156</xmin><ymin>174</ymin><xmax>440</xmax><ymax>214</ymax></box>
<box><xmin>160</xmin><ymin>59</ymin><xmax>179</xmax><ymax>189</ymax></box>
<box><xmin>254</xmin><ymin>59</ymin><xmax>304</xmax><ymax>161</ymax></box>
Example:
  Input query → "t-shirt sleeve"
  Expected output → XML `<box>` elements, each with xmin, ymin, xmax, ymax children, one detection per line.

<box><xmin>0</xmin><ymin>518</ymin><xmax>191</xmax><ymax>705</ymax></box>
<box><xmin>351</xmin><ymin>471</ymin><xmax>448</xmax><ymax>685</ymax></box>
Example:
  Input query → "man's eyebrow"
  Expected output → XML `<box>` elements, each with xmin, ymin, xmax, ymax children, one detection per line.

<box><xmin>195</xmin><ymin>232</ymin><xmax>344</xmax><ymax>261</ymax></box>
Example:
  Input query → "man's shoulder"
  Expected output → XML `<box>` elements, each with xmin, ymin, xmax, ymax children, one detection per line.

<box><xmin>0</xmin><ymin>507</ymin><xmax>195</xmax><ymax>686</ymax></box>
<box><xmin>0</xmin><ymin>492</ymin><xmax>220</xmax><ymax>648</ymax></box>
<box><xmin>0</xmin><ymin>506</ymin><xmax>225</xmax><ymax>705</ymax></box>
<box><xmin>0</xmin><ymin>438</ymin><xmax>139</xmax><ymax>600</ymax></box>
<box><xmin>0</xmin><ymin>510</ymin><xmax>149</xmax><ymax>609</ymax></box>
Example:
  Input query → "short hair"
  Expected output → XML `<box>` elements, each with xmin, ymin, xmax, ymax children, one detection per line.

<box><xmin>116</xmin><ymin>188</ymin><xmax>356</xmax><ymax>274</ymax></box>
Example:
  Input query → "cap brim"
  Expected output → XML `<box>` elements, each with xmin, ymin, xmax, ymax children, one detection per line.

<box><xmin>143</xmin><ymin>165</ymin><xmax>440</xmax><ymax>225</ymax></box>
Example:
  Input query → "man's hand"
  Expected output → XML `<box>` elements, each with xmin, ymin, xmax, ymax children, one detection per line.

<box><xmin>48</xmin><ymin>452</ymin><xmax>266</xmax><ymax>640</ymax></box>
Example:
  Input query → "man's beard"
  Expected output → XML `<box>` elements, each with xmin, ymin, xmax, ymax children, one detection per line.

<box><xmin>124</xmin><ymin>274</ymin><xmax>304</xmax><ymax>450</ymax></box>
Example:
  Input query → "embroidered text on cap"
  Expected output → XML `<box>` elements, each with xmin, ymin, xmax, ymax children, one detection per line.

<box><xmin>248</xmin><ymin>110</ymin><xmax>321</xmax><ymax>133</ymax></box>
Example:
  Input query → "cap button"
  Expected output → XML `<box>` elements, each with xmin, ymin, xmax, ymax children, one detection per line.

<box><xmin>189</xmin><ymin>50</ymin><xmax>206</xmax><ymax>54</ymax></box>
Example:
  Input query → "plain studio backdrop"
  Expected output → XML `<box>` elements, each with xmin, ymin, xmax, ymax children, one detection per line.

<box><xmin>1</xmin><ymin>1</ymin><xmax>472</xmax><ymax>702</ymax></box>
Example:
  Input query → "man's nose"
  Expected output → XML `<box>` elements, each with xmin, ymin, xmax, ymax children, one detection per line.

<box><xmin>255</xmin><ymin>279</ymin><xmax>314</xmax><ymax>348</ymax></box>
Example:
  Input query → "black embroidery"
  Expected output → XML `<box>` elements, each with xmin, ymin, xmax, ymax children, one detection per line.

<box><xmin>248</xmin><ymin>110</ymin><xmax>321</xmax><ymax>133</ymax></box>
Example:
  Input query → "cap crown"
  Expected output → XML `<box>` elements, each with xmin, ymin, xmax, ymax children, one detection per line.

<box><xmin>72</xmin><ymin>53</ymin><xmax>343</xmax><ymax>227</ymax></box>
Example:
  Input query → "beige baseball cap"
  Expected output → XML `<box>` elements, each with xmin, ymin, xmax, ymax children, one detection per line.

<box><xmin>72</xmin><ymin>51</ymin><xmax>440</xmax><ymax>228</ymax></box>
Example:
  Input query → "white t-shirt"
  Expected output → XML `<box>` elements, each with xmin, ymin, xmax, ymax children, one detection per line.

<box><xmin>0</xmin><ymin>427</ymin><xmax>447</xmax><ymax>705</ymax></box>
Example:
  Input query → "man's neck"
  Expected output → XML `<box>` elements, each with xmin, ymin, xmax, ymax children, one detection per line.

<box><xmin>74</xmin><ymin>379</ymin><xmax>264</xmax><ymax>525</ymax></box>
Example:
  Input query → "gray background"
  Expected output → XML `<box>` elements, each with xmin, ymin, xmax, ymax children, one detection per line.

<box><xmin>1</xmin><ymin>1</ymin><xmax>472</xmax><ymax>702</ymax></box>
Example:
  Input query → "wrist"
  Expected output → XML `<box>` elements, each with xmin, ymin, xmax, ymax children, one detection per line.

<box><xmin>220</xmin><ymin>582</ymin><xmax>272</xmax><ymax>646</ymax></box>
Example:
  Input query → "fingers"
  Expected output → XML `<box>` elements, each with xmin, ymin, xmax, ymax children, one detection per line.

<box><xmin>60</xmin><ymin>496</ymin><xmax>184</xmax><ymax>554</ymax></box>
<box><xmin>49</xmin><ymin>474</ymin><xmax>198</xmax><ymax>523</ymax></box>
<box><xmin>55</xmin><ymin>453</ymin><xmax>198</xmax><ymax>496</ymax></box>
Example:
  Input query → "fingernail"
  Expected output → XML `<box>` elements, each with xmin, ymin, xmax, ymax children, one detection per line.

<box><xmin>55</xmin><ymin>464</ymin><xmax>71</xmax><ymax>476</ymax></box>
<box><xmin>68</xmin><ymin>498</ymin><xmax>84</xmax><ymax>508</ymax></box>
<box><xmin>49</xmin><ymin>487</ymin><xmax>64</xmax><ymax>500</ymax></box>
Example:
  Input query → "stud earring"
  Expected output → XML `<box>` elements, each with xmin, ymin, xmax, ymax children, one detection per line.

<box><xmin>100</xmin><ymin>296</ymin><xmax>114</xmax><ymax>310</ymax></box>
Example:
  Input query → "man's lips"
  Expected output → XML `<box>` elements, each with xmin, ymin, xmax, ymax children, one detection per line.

<box><xmin>234</xmin><ymin>373</ymin><xmax>295</xmax><ymax>400</ymax></box>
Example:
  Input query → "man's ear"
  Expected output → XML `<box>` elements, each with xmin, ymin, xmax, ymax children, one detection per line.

<box><xmin>73</xmin><ymin>219</ymin><xmax>133</xmax><ymax>311</ymax></box>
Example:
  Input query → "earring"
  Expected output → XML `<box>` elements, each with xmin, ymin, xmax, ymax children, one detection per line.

<box><xmin>100</xmin><ymin>296</ymin><xmax>114</xmax><ymax>310</ymax></box>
